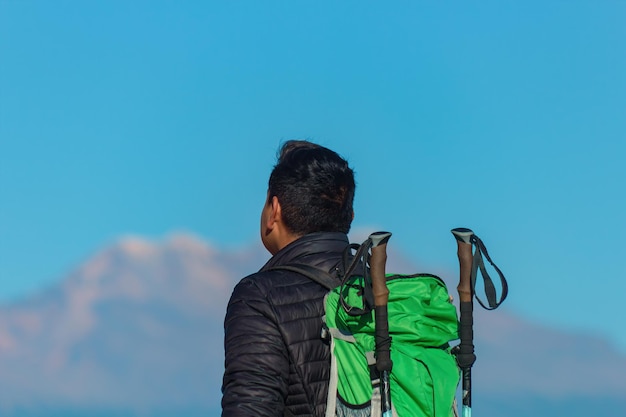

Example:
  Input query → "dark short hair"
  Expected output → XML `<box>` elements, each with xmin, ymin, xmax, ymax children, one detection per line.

<box><xmin>268</xmin><ymin>140</ymin><xmax>355</xmax><ymax>235</ymax></box>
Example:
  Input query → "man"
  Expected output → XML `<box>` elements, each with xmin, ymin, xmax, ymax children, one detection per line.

<box><xmin>222</xmin><ymin>140</ymin><xmax>356</xmax><ymax>417</ymax></box>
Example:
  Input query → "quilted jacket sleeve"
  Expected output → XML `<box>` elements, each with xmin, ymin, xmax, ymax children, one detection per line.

<box><xmin>222</xmin><ymin>276</ymin><xmax>289</xmax><ymax>417</ymax></box>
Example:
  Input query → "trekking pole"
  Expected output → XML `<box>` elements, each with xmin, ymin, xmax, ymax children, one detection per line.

<box><xmin>451</xmin><ymin>228</ymin><xmax>476</xmax><ymax>417</ymax></box>
<box><xmin>369</xmin><ymin>231</ymin><xmax>393</xmax><ymax>417</ymax></box>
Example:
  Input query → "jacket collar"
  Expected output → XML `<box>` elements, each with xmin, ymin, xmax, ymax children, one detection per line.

<box><xmin>259</xmin><ymin>232</ymin><xmax>349</xmax><ymax>273</ymax></box>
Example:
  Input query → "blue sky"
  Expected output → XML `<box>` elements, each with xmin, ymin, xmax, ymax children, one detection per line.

<box><xmin>1</xmin><ymin>1</ymin><xmax>625</xmax><ymax>351</ymax></box>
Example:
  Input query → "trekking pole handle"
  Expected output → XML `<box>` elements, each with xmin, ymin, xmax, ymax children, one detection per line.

<box><xmin>452</xmin><ymin>227</ymin><xmax>476</xmax><ymax>416</ymax></box>
<box><xmin>451</xmin><ymin>228</ymin><xmax>474</xmax><ymax>303</ymax></box>
<box><xmin>370</xmin><ymin>232</ymin><xmax>392</xmax><ymax>307</ymax></box>
<box><xmin>369</xmin><ymin>231</ymin><xmax>394</xmax><ymax>416</ymax></box>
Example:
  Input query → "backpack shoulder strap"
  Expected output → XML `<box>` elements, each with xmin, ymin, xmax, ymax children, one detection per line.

<box><xmin>268</xmin><ymin>264</ymin><xmax>338</xmax><ymax>290</ymax></box>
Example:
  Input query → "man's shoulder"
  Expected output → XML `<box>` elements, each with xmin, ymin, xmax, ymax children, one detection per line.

<box><xmin>231</xmin><ymin>270</ymin><xmax>269</xmax><ymax>295</ymax></box>
<box><xmin>237</xmin><ymin>267</ymin><xmax>310</xmax><ymax>290</ymax></box>
<box><xmin>232</xmin><ymin>266</ymin><xmax>329</xmax><ymax>303</ymax></box>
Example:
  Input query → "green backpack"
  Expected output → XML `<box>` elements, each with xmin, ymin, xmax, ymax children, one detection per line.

<box><xmin>325</xmin><ymin>272</ymin><xmax>460</xmax><ymax>417</ymax></box>
<box><xmin>273</xmin><ymin>237</ymin><xmax>460</xmax><ymax>417</ymax></box>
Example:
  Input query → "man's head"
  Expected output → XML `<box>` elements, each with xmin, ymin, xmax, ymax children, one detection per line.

<box><xmin>260</xmin><ymin>140</ymin><xmax>355</xmax><ymax>254</ymax></box>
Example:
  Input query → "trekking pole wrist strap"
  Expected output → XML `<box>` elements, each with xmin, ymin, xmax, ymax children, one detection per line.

<box><xmin>470</xmin><ymin>235</ymin><xmax>508</xmax><ymax>310</ymax></box>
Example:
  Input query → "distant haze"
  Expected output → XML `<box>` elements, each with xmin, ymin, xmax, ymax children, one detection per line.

<box><xmin>0</xmin><ymin>233</ymin><xmax>624</xmax><ymax>417</ymax></box>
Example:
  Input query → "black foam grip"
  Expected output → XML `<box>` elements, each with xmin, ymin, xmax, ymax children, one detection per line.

<box><xmin>457</xmin><ymin>301</ymin><xmax>476</xmax><ymax>368</ymax></box>
<box><xmin>374</xmin><ymin>305</ymin><xmax>393</xmax><ymax>372</ymax></box>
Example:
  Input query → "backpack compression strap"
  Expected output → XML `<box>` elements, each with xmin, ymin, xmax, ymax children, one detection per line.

<box><xmin>268</xmin><ymin>264</ymin><xmax>338</xmax><ymax>290</ymax></box>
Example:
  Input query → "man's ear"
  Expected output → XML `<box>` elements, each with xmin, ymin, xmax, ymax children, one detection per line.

<box><xmin>265</xmin><ymin>196</ymin><xmax>282</xmax><ymax>230</ymax></box>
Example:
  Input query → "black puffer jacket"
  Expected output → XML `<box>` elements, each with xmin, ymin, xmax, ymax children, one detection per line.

<box><xmin>222</xmin><ymin>232</ymin><xmax>349</xmax><ymax>417</ymax></box>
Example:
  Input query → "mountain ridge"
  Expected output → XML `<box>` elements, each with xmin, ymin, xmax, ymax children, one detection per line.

<box><xmin>0</xmin><ymin>233</ymin><xmax>623</xmax><ymax>416</ymax></box>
